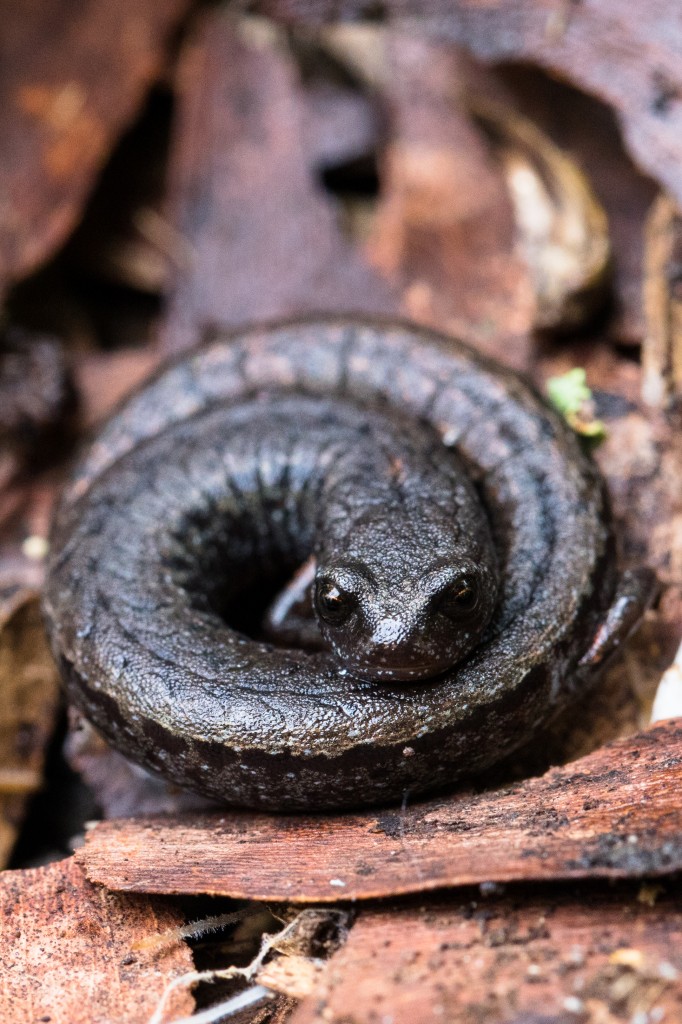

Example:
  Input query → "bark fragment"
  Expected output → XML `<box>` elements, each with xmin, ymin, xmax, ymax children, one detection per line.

<box><xmin>79</xmin><ymin>721</ymin><xmax>682</xmax><ymax>903</ymax></box>
<box><xmin>367</xmin><ymin>35</ymin><xmax>535</xmax><ymax>367</ymax></box>
<box><xmin>257</xmin><ymin>0</ymin><xmax>682</xmax><ymax>210</ymax></box>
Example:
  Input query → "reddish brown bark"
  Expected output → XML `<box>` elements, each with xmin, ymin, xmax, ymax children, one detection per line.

<box><xmin>79</xmin><ymin>721</ymin><xmax>682</xmax><ymax>903</ymax></box>
<box><xmin>367</xmin><ymin>35</ymin><xmax>534</xmax><ymax>367</ymax></box>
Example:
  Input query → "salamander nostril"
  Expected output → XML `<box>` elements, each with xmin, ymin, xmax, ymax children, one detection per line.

<box><xmin>370</xmin><ymin>617</ymin><xmax>406</xmax><ymax>645</ymax></box>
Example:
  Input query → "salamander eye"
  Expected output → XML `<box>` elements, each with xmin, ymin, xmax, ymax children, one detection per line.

<box><xmin>437</xmin><ymin>576</ymin><xmax>479</xmax><ymax>618</ymax></box>
<box><xmin>315</xmin><ymin>579</ymin><xmax>357</xmax><ymax>626</ymax></box>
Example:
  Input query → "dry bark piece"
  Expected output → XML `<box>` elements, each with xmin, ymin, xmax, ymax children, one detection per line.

<box><xmin>0</xmin><ymin>856</ymin><xmax>194</xmax><ymax>1024</ymax></box>
<box><xmin>367</xmin><ymin>34</ymin><xmax>534</xmax><ymax>368</ymax></box>
<box><xmin>162</xmin><ymin>11</ymin><xmax>396</xmax><ymax>354</ymax></box>
<box><xmin>642</xmin><ymin>193</ymin><xmax>682</xmax><ymax>408</ymax></box>
<box><xmin>255</xmin><ymin>907</ymin><xmax>351</xmax><ymax>1001</ymax></box>
<box><xmin>258</xmin><ymin>0</ymin><xmax>682</xmax><ymax>211</ymax></box>
<box><xmin>290</xmin><ymin>888</ymin><xmax>682</xmax><ymax>1024</ymax></box>
<box><xmin>258</xmin><ymin>956</ymin><xmax>327</xmax><ymax>1001</ymax></box>
<box><xmin>0</xmin><ymin>0</ymin><xmax>192</xmax><ymax>294</ymax></box>
<box><xmin>0</xmin><ymin>590</ymin><xmax>61</xmax><ymax>868</ymax></box>
<box><xmin>79</xmin><ymin>721</ymin><xmax>682</xmax><ymax>903</ymax></box>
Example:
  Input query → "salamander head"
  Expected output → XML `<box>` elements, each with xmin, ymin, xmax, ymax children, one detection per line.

<box><xmin>314</xmin><ymin>555</ymin><xmax>498</xmax><ymax>682</ymax></box>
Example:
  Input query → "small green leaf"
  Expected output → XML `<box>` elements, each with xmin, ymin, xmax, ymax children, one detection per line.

<box><xmin>546</xmin><ymin>367</ymin><xmax>607</xmax><ymax>443</ymax></box>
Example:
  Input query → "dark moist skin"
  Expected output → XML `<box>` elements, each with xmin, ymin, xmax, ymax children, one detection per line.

<box><xmin>43</xmin><ymin>319</ymin><xmax>655</xmax><ymax>811</ymax></box>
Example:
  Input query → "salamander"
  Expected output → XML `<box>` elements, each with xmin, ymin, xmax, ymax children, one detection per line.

<box><xmin>42</xmin><ymin>318</ymin><xmax>655</xmax><ymax>810</ymax></box>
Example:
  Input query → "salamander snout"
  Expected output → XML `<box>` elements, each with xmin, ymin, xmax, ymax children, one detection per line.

<box><xmin>314</xmin><ymin>560</ymin><xmax>497</xmax><ymax>682</ymax></box>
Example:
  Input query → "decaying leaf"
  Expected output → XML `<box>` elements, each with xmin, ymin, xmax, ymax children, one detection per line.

<box><xmin>366</xmin><ymin>33</ymin><xmax>535</xmax><ymax>368</ymax></box>
<box><xmin>0</xmin><ymin>589</ymin><xmax>60</xmax><ymax>868</ymax></box>
<box><xmin>0</xmin><ymin>856</ymin><xmax>194</xmax><ymax>1024</ymax></box>
<box><xmin>257</xmin><ymin>0</ymin><xmax>682</xmax><ymax>211</ymax></box>
<box><xmin>492</xmin><ymin>63</ymin><xmax>658</xmax><ymax>347</ymax></box>
<box><xmin>161</xmin><ymin>10</ymin><xmax>396</xmax><ymax>354</ymax></box>
<box><xmin>0</xmin><ymin>0</ymin><xmax>193</xmax><ymax>295</ymax></box>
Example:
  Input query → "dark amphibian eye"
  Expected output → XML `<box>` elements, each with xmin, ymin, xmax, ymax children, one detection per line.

<box><xmin>437</xmin><ymin>576</ymin><xmax>479</xmax><ymax>618</ymax></box>
<box><xmin>315</xmin><ymin>579</ymin><xmax>357</xmax><ymax>626</ymax></box>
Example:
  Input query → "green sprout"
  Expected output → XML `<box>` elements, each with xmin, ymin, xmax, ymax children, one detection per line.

<box><xmin>546</xmin><ymin>367</ymin><xmax>607</xmax><ymax>442</ymax></box>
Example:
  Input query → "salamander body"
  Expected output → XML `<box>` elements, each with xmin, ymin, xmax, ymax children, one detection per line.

<box><xmin>43</xmin><ymin>319</ymin><xmax>653</xmax><ymax>809</ymax></box>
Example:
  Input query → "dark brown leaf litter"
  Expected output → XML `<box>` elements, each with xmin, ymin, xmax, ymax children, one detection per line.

<box><xmin>290</xmin><ymin>886</ymin><xmax>682</xmax><ymax>1024</ymax></box>
<box><xmin>161</xmin><ymin>15</ymin><xmax>542</xmax><ymax>367</ymax></box>
<box><xmin>0</xmin><ymin>856</ymin><xmax>194</xmax><ymax>1024</ymax></box>
<box><xmin>79</xmin><ymin>720</ymin><xmax>682</xmax><ymax>903</ymax></box>
<box><xmin>161</xmin><ymin>11</ymin><xmax>398</xmax><ymax>354</ymax></box>
<box><xmin>258</xmin><ymin>0</ymin><xmax>682</xmax><ymax>209</ymax></box>
<box><xmin>0</xmin><ymin>328</ymin><xmax>74</xmax><ymax>526</ymax></box>
<box><xmin>0</xmin><ymin>0</ymin><xmax>193</xmax><ymax>295</ymax></box>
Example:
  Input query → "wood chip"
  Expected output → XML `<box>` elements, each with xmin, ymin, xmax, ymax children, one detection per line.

<box><xmin>258</xmin><ymin>955</ymin><xmax>326</xmax><ymax>1001</ymax></box>
<box><xmin>0</xmin><ymin>856</ymin><xmax>194</xmax><ymax>1024</ymax></box>
<box><xmin>79</xmin><ymin>721</ymin><xmax>682</xmax><ymax>902</ymax></box>
<box><xmin>290</xmin><ymin>888</ymin><xmax>682</xmax><ymax>1023</ymax></box>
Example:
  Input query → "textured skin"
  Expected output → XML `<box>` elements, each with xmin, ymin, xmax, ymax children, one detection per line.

<box><xmin>43</xmin><ymin>319</ymin><xmax>653</xmax><ymax>810</ymax></box>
